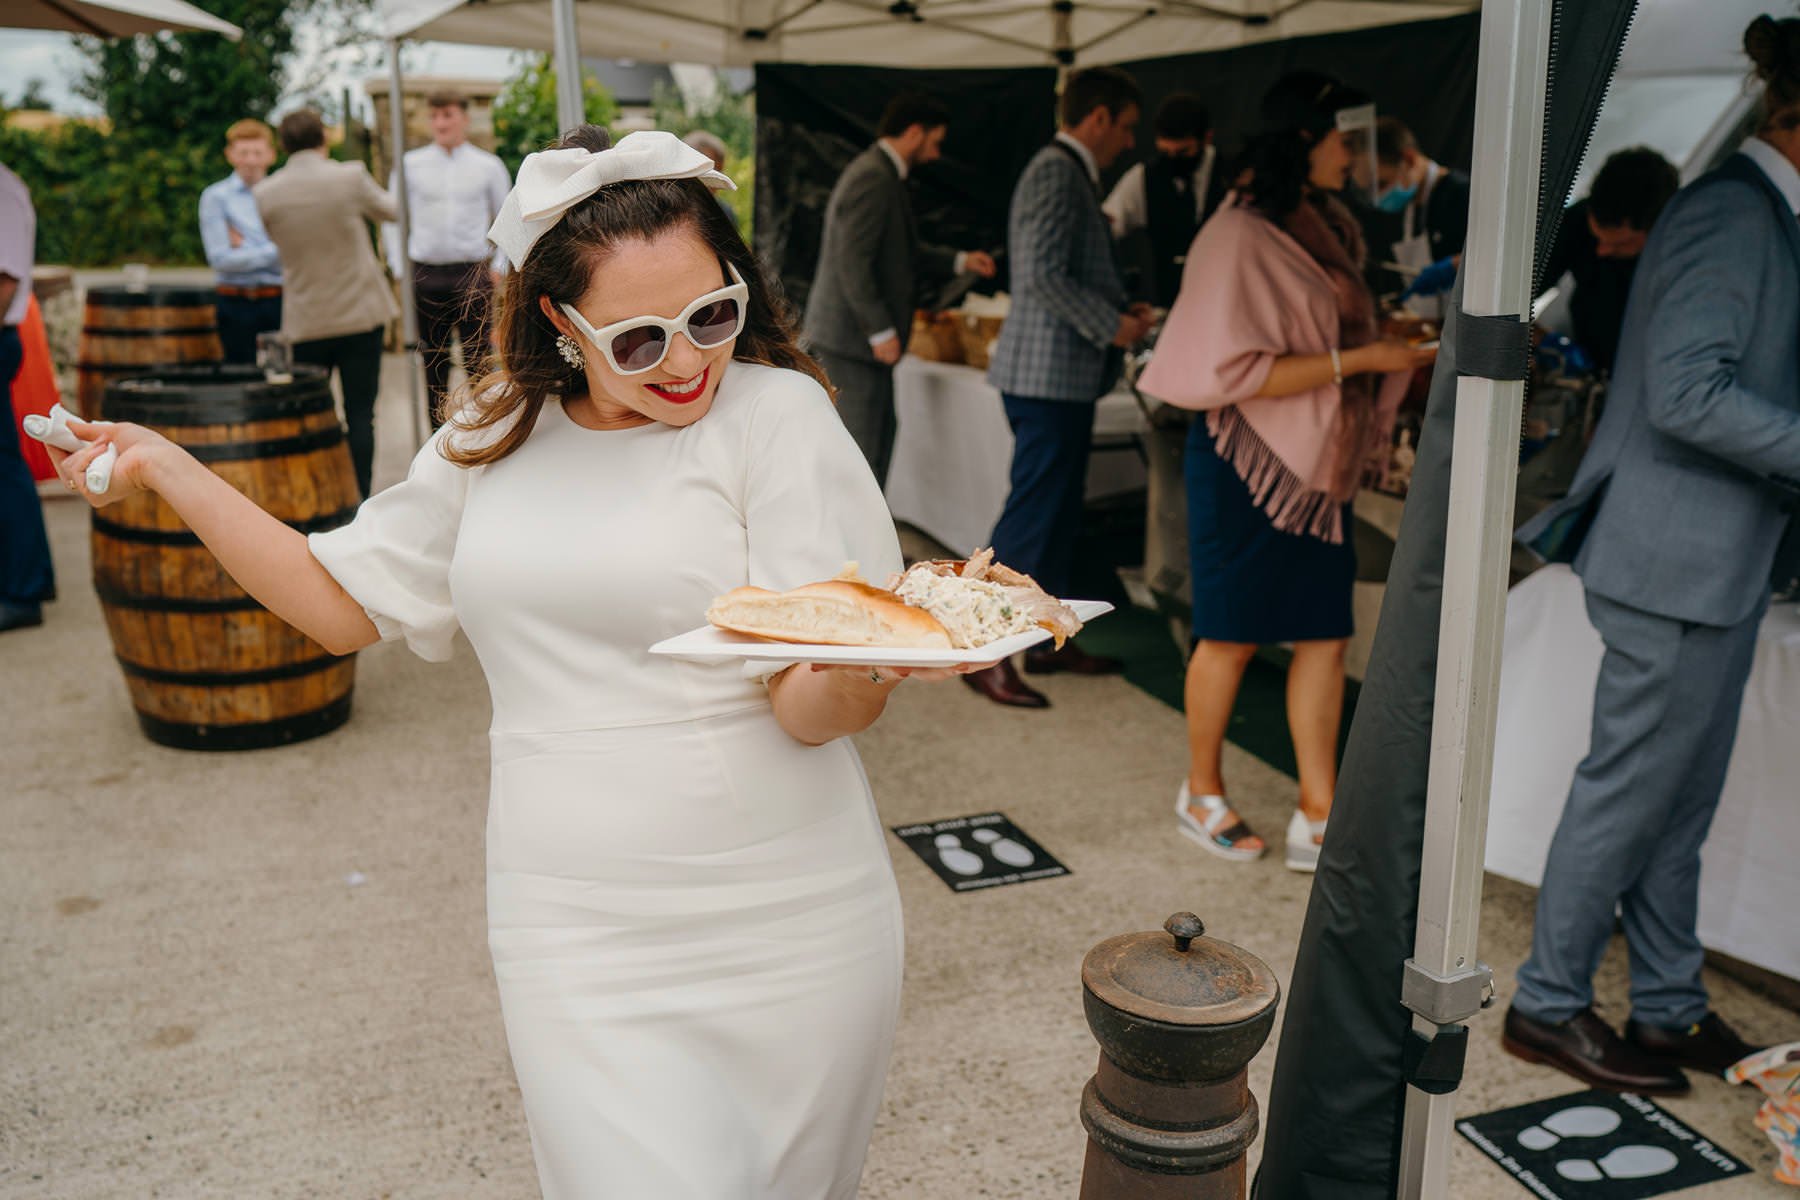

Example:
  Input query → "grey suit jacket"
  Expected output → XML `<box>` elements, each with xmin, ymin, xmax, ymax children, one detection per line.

<box><xmin>803</xmin><ymin>145</ymin><xmax>957</xmax><ymax>364</ymax></box>
<box><xmin>255</xmin><ymin>150</ymin><xmax>399</xmax><ymax>344</ymax></box>
<box><xmin>1520</xmin><ymin>152</ymin><xmax>1800</xmax><ymax>626</ymax></box>
<box><xmin>987</xmin><ymin>141</ymin><xmax>1125</xmax><ymax>402</ymax></box>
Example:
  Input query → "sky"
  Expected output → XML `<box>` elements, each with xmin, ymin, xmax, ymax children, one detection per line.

<box><xmin>0</xmin><ymin>29</ymin><xmax>520</xmax><ymax>117</ymax></box>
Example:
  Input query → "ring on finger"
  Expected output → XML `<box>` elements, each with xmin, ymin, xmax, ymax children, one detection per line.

<box><xmin>868</xmin><ymin>668</ymin><xmax>886</xmax><ymax>685</ymax></box>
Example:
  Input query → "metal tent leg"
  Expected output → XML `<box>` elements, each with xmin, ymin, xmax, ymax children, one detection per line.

<box><xmin>386</xmin><ymin>38</ymin><xmax>426</xmax><ymax>450</ymax></box>
<box><xmin>1397</xmin><ymin>0</ymin><xmax>1552</xmax><ymax>1196</ymax></box>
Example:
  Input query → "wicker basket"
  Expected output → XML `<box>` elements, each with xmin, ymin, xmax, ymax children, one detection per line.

<box><xmin>955</xmin><ymin>314</ymin><xmax>1005</xmax><ymax>370</ymax></box>
<box><xmin>908</xmin><ymin>310</ymin><xmax>964</xmax><ymax>364</ymax></box>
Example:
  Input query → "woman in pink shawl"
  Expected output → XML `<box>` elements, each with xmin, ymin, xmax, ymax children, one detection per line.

<box><xmin>1138</xmin><ymin>73</ymin><xmax>1435</xmax><ymax>872</ymax></box>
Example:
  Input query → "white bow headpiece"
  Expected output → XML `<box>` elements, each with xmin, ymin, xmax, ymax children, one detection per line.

<box><xmin>488</xmin><ymin>130</ymin><xmax>736</xmax><ymax>267</ymax></box>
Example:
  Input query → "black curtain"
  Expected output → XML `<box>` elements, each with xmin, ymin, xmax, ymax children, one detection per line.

<box><xmin>753</xmin><ymin>64</ymin><xmax>1057</xmax><ymax>316</ymax></box>
<box><xmin>1119</xmin><ymin>14</ymin><xmax>1483</xmax><ymax>175</ymax></box>
<box><xmin>1253</xmin><ymin>3</ymin><xmax>1641</xmax><ymax>1197</ymax></box>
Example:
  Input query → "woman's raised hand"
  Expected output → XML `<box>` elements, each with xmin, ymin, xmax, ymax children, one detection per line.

<box><xmin>46</xmin><ymin>416</ymin><xmax>174</xmax><ymax>508</ymax></box>
<box><xmin>1353</xmin><ymin>338</ymin><xmax>1439</xmax><ymax>375</ymax></box>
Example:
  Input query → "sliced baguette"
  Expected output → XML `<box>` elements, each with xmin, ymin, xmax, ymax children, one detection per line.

<box><xmin>706</xmin><ymin>579</ymin><xmax>953</xmax><ymax>649</ymax></box>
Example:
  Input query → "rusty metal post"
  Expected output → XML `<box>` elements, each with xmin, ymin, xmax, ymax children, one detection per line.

<box><xmin>1079</xmin><ymin>912</ymin><xmax>1280</xmax><ymax>1199</ymax></box>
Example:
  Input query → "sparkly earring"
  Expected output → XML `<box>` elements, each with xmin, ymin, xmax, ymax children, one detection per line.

<box><xmin>556</xmin><ymin>333</ymin><xmax>585</xmax><ymax>369</ymax></box>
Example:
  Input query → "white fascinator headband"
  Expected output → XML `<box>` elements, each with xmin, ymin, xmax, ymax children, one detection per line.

<box><xmin>488</xmin><ymin>129</ymin><xmax>736</xmax><ymax>267</ymax></box>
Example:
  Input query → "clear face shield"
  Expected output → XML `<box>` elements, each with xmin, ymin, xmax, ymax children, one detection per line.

<box><xmin>1335</xmin><ymin>101</ymin><xmax>1379</xmax><ymax>202</ymax></box>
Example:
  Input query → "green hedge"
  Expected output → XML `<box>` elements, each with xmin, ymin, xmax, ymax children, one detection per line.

<box><xmin>1</xmin><ymin>118</ymin><xmax>217</xmax><ymax>266</ymax></box>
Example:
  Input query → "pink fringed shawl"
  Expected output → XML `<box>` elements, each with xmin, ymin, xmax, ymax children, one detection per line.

<box><xmin>1138</xmin><ymin>194</ymin><xmax>1410</xmax><ymax>544</ymax></box>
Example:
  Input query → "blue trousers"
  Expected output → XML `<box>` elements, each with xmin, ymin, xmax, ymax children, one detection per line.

<box><xmin>1513</xmin><ymin>587</ymin><xmax>1763</xmax><ymax>1027</ymax></box>
<box><xmin>1</xmin><ymin>325</ymin><xmax>54</xmax><ymax>609</ymax></box>
<box><xmin>988</xmin><ymin>394</ymin><xmax>1095</xmax><ymax>598</ymax></box>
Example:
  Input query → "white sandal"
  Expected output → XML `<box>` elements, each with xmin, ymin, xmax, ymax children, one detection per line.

<box><xmin>1175</xmin><ymin>782</ymin><xmax>1266</xmax><ymax>862</ymax></box>
<box><xmin>1286</xmin><ymin>809</ymin><xmax>1328</xmax><ymax>873</ymax></box>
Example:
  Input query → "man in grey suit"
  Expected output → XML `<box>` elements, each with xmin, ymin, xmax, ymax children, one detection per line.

<box><xmin>803</xmin><ymin>94</ymin><xmax>997</xmax><ymax>485</ymax></box>
<box><xmin>963</xmin><ymin>66</ymin><xmax>1151</xmax><ymax>709</ymax></box>
<box><xmin>1504</xmin><ymin>79</ymin><xmax>1800</xmax><ymax>1092</ymax></box>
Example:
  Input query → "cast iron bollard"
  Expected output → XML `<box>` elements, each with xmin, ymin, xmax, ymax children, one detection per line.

<box><xmin>1079</xmin><ymin>912</ymin><xmax>1281</xmax><ymax>1199</ymax></box>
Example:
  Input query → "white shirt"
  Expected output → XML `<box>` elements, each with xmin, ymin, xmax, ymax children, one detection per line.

<box><xmin>1741</xmin><ymin>136</ymin><xmax>1800</xmax><ymax>216</ymax></box>
<box><xmin>878</xmin><ymin>139</ymin><xmax>910</xmax><ymax>181</ymax></box>
<box><xmin>1102</xmin><ymin>145</ymin><xmax>1217</xmax><ymax>238</ymax></box>
<box><xmin>1054</xmin><ymin>131</ymin><xmax>1100</xmax><ymax>187</ymax></box>
<box><xmin>0</xmin><ymin>162</ymin><xmax>34</xmax><ymax>326</ymax></box>
<box><xmin>386</xmin><ymin>140</ymin><xmax>512</xmax><ymax>274</ymax></box>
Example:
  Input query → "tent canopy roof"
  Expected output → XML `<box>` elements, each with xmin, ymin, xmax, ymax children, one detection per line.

<box><xmin>379</xmin><ymin>0</ymin><xmax>1474</xmax><ymax>67</ymax></box>
<box><xmin>1</xmin><ymin>0</ymin><xmax>239</xmax><ymax>38</ymax></box>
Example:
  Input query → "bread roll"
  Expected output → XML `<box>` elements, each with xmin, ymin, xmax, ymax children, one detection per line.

<box><xmin>706</xmin><ymin>580</ymin><xmax>953</xmax><ymax>649</ymax></box>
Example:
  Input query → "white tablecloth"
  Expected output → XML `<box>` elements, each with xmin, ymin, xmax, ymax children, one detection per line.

<box><xmin>884</xmin><ymin>356</ymin><xmax>1149</xmax><ymax>556</ymax></box>
<box><xmin>1488</xmin><ymin>564</ymin><xmax>1800</xmax><ymax>980</ymax></box>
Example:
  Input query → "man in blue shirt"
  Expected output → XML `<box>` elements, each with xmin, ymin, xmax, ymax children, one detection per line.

<box><xmin>199</xmin><ymin>119</ymin><xmax>284</xmax><ymax>363</ymax></box>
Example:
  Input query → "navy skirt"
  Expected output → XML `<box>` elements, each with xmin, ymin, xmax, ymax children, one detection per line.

<box><xmin>1185</xmin><ymin>416</ymin><xmax>1355</xmax><ymax>644</ymax></box>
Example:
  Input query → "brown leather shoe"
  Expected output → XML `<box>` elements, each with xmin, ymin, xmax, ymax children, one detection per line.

<box><xmin>1627</xmin><ymin>1012</ymin><xmax>1764</xmax><ymax>1077</ymax></box>
<box><xmin>1023</xmin><ymin>641</ymin><xmax>1122</xmax><ymax>676</ymax></box>
<box><xmin>961</xmin><ymin>660</ymin><xmax>1049</xmax><ymax>709</ymax></box>
<box><xmin>1501</xmin><ymin>1006</ymin><xmax>1689</xmax><ymax>1095</ymax></box>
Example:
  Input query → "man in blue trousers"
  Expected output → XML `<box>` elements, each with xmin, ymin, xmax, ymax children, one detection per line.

<box><xmin>0</xmin><ymin>157</ymin><xmax>53</xmax><ymax>634</ymax></box>
<box><xmin>1507</xmin><ymin>44</ymin><xmax>1800</xmax><ymax>1092</ymax></box>
<box><xmin>963</xmin><ymin>66</ymin><xmax>1150</xmax><ymax>709</ymax></box>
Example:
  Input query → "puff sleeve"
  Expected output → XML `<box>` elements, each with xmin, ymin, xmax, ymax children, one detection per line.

<box><xmin>307</xmin><ymin>428</ymin><xmax>472</xmax><ymax>661</ymax></box>
<box><xmin>741</xmin><ymin>371</ymin><xmax>904</xmax><ymax>590</ymax></box>
<box><xmin>737</xmin><ymin>371</ymin><xmax>903</xmax><ymax>679</ymax></box>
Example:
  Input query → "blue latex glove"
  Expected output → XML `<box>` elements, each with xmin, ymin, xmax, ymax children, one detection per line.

<box><xmin>1400</xmin><ymin>255</ymin><xmax>1458</xmax><ymax>300</ymax></box>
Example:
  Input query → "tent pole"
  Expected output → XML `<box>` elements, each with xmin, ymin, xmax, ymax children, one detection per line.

<box><xmin>386</xmin><ymin>38</ymin><xmax>426</xmax><ymax>449</ymax></box>
<box><xmin>552</xmin><ymin>0</ymin><xmax>584</xmax><ymax>132</ymax></box>
<box><xmin>1396</xmin><ymin>0</ymin><xmax>1550</xmax><ymax>1195</ymax></box>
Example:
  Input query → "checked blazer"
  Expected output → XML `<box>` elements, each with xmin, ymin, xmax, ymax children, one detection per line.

<box><xmin>987</xmin><ymin>140</ymin><xmax>1126</xmax><ymax>402</ymax></box>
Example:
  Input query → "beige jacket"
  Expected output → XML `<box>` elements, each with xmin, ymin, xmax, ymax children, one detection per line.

<box><xmin>255</xmin><ymin>150</ymin><xmax>399</xmax><ymax>343</ymax></box>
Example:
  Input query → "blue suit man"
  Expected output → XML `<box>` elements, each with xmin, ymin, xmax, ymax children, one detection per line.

<box><xmin>1505</xmin><ymin>125</ymin><xmax>1800</xmax><ymax>1092</ymax></box>
<box><xmin>963</xmin><ymin>66</ymin><xmax>1149</xmax><ymax>709</ymax></box>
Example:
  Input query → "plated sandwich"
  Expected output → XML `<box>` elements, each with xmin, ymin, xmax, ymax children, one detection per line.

<box><xmin>705</xmin><ymin>549</ymin><xmax>1083</xmax><ymax>651</ymax></box>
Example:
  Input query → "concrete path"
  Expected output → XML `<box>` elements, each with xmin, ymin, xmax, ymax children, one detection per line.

<box><xmin>3</xmin><ymin>356</ymin><xmax>1793</xmax><ymax>1197</ymax></box>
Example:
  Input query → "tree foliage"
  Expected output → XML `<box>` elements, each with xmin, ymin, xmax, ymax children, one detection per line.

<box><xmin>649</xmin><ymin>75</ymin><xmax>756</xmax><ymax>237</ymax></box>
<box><xmin>0</xmin><ymin>0</ymin><xmax>365</xmax><ymax>265</ymax></box>
<box><xmin>491</xmin><ymin>56</ymin><xmax>620</xmax><ymax>177</ymax></box>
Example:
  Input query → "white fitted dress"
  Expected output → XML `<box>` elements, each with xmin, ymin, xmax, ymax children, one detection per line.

<box><xmin>309</xmin><ymin>362</ymin><xmax>906</xmax><ymax>1200</ymax></box>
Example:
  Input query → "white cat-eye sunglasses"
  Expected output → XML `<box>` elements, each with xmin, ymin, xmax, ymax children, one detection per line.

<box><xmin>559</xmin><ymin>263</ymin><xmax>750</xmax><ymax>376</ymax></box>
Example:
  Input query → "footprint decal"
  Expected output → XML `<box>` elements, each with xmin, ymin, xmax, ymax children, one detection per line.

<box><xmin>971</xmin><ymin>827</ymin><xmax>1035</xmax><ymax>868</ymax></box>
<box><xmin>1556</xmin><ymin>1145</ymin><xmax>1680</xmax><ymax>1182</ymax></box>
<box><xmin>1517</xmin><ymin>1105</ymin><xmax>1621</xmax><ymax>1151</ymax></box>
<box><xmin>933</xmin><ymin>833</ymin><xmax>985</xmax><ymax>876</ymax></box>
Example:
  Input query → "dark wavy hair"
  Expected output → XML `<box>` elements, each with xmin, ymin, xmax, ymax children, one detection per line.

<box><xmin>1747</xmin><ymin>13</ymin><xmax>1800</xmax><ymax>134</ymax></box>
<box><xmin>1235</xmin><ymin>71</ymin><xmax>1367</xmax><ymax>222</ymax></box>
<box><xmin>443</xmin><ymin>124</ymin><xmax>827</xmax><ymax>467</ymax></box>
<box><xmin>1235</xmin><ymin>131</ymin><xmax>1313</xmax><ymax>221</ymax></box>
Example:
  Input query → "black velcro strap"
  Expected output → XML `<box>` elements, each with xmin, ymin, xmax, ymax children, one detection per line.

<box><xmin>1402</xmin><ymin>1025</ymin><xmax>1470</xmax><ymax>1095</ymax></box>
<box><xmin>1453</xmin><ymin>311</ymin><xmax>1531</xmax><ymax>382</ymax></box>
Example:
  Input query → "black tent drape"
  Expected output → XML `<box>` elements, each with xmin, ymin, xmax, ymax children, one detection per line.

<box><xmin>753</xmin><ymin>64</ymin><xmax>1056</xmax><ymax>315</ymax></box>
<box><xmin>1253</xmin><ymin>3</ymin><xmax>1640</xmax><ymax>1197</ymax></box>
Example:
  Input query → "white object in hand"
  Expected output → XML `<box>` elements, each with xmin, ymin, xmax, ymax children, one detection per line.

<box><xmin>22</xmin><ymin>403</ymin><xmax>114</xmax><ymax>493</ymax></box>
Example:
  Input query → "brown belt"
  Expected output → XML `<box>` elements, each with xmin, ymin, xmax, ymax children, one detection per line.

<box><xmin>217</xmin><ymin>285</ymin><xmax>282</xmax><ymax>300</ymax></box>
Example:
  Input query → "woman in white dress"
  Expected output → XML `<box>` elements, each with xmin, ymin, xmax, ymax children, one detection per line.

<box><xmin>48</xmin><ymin>126</ymin><xmax>951</xmax><ymax>1199</ymax></box>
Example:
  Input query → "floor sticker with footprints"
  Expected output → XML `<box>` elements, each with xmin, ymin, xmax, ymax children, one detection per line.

<box><xmin>1459</xmin><ymin>1089</ymin><xmax>1748</xmax><ymax>1199</ymax></box>
<box><xmin>890</xmin><ymin>813</ymin><xmax>1069</xmax><ymax>893</ymax></box>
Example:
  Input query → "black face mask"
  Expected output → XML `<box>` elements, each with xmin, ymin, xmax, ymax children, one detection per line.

<box><xmin>1159</xmin><ymin>151</ymin><xmax>1201</xmax><ymax>176</ymax></box>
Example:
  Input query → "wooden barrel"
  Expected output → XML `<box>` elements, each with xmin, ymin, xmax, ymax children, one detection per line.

<box><xmin>78</xmin><ymin>285</ymin><xmax>223</xmax><ymax>417</ymax></box>
<box><xmin>92</xmin><ymin>365</ymin><xmax>363</xmax><ymax>750</ymax></box>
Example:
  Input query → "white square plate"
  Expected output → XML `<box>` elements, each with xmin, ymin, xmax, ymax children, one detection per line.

<box><xmin>649</xmin><ymin>599</ymin><xmax>1115</xmax><ymax>668</ymax></box>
